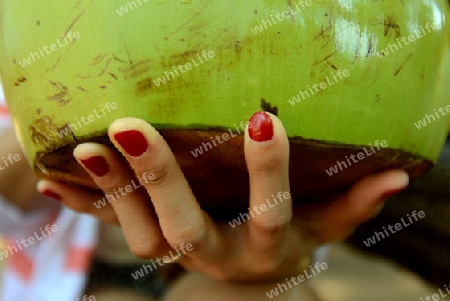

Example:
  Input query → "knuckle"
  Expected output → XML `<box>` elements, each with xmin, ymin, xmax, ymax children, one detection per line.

<box><xmin>252</xmin><ymin>159</ymin><xmax>281</xmax><ymax>173</ymax></box>
<box><xmin>167</xmin><ymin>225</ymin><xmax>206</xmax><ymax>251</ymax></box>
<box><xmin>129</xmin><ymin>243</ymin><xmax>152</xmax><ymax>259</ymax></box>
<box><xmin>129</xmin><ymin>245</ymin><xmax>152</xmax><ymax>259</ymax></box>
<box><xmin>129</xmin><ymin>237</ymin><xmax>164</xmax><ymax>259</ymax></box>
<box><xmin>248</xmin><ymin>156</ymin><xmax>285</xmax><ymax>177</ymax></box>
<box><xmin>142</xmin><ymin>159</ymin><xmax>174</xmax><ymax>188</ymax></box>
<box><xmin>252</xmin><ymin>218</ymin><xmax>290</xmax><ymax>236</ymax></box>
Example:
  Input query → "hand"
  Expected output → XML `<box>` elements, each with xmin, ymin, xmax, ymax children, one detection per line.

<box><xmin>37</xmin><ymin>114</ymin><xmax>409</xmax><ymax>282</ymax></box>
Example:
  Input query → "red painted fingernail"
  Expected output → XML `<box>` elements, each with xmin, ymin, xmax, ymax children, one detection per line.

<box><xmin>80</xmin><ymin>156</ymin><xmax>110</xmax><ymax>177</ymax></box>
<box><xmin>381</xmin><ymin>188</ymin><xmax>405</xmax><ymax>199</ymax></box>
<box><xmin>41</xmin><ymin>189</ymin><xmax>61</xmax><ymax>201</ymax></box>
<box><xmin>114</xmin><ymin>130</ymin><xmax>149</xmax><ymax>157</ymax></box>
<box><xmin>248</xmin><ymin>111</ymin><xmax>274</xmax><ymax>142</ymax></box>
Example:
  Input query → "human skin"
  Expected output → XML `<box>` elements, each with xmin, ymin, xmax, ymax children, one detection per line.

<box><xmin>0</xmin><ymin>128</ymin><xmax>56</xmax><ymax>212</ymax></box>
<box><xmin>88</xmin><ymin>275</ymin><xmax>320</xmax><ymax>301</ymax></box>
<box><xmin>89</xmin><ymin>272</ymin><xmax>321</xmax><ymax>301</ymax></box>
<box><xmin>162</xmin><ymin>272</ymin><xmax>322</xmax><ymax>301</ymax></box>
<box><xmin>37</xmin><ymin>113</ymin><xmax>409</xmax><ymax>292</ymax></box>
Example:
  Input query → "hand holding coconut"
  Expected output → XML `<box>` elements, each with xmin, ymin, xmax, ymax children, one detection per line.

<box><xmin>36</xmin><ymin>112</ymin><xmax>409</xmax><ymax>283</ymax></box>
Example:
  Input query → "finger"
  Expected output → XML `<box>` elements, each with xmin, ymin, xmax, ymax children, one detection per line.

<box><xmin>73</xmin><ymin>142</ymin><xmax>170</xmax><ymax>258</ymax></box>
<box><xmin>244</xmin><ymin>112</ymin><xmax>292</xmax><ymax>249</ymax></box>
<box><xmin>108</xmin><ymin>118</ymin><xmax>222</xmax><ymax>258</ymax></box>
<box><xmin>36</xmin><ymin>179</ymin><xmax>118</xmax><ymax>224</ymax></box>
<box><xmin>314</xmin><ymin>169</ymin><xmax>409</xmax><ymax>243</ymax></box>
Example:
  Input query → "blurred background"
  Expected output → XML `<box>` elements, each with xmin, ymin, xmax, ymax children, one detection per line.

<box><xmin>311</xmin><ymin>243</ymin><xmax>439</xmax><ymax>301</ymax></box>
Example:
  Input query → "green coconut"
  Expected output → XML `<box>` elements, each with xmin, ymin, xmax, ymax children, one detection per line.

<box><xmin>1</xmin><ymin>0</ymin><xmax>449</xmax><ymax>219</ymax></box>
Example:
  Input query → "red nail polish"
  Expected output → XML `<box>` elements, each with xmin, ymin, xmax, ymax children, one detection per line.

<box><xmin>41</xmin><ymin>189</ymin><xmax>61</xmax><ymax>201</ymax></box>
<box><xmin>80</xmin><ymin>156</ymin><xmax>110</xmax><ymax>177</ymax></box>
<box><xmin>248</xmin><ymin>111</ymin><xmax>274</xmax><ymax>142</ymax></box>
<box><xmin>114</xmin><ymin>130</ymin><xmax>149</xmax><ymax>157</ymax></box>
<box><xmin>381</xmin><ymin>188</ymin><xmax>404</xmax><ymax>199</ymax></box>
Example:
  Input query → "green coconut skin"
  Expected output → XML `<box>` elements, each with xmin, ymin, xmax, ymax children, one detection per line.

<box><xmin>0</xmin><ymin>0</ymin><xmax>450</xmax><ymax>170</ymax></box>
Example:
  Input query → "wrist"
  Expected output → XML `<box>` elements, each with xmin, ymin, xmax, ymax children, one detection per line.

<box><xmin>164</xmin><ymin>271</ymin><xmax>322</xmax><ymax>301</ymax></box>
<box><xmin>231</xmin><ymin>253</ymin><xmax>314</xmax><ymax>285</ymax></box>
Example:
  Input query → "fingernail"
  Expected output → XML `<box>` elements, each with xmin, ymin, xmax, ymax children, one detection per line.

<box><xmin>114</xmin><ymin>130</ymin><xmax>149</xmax><ymax>157</ymax></box>
<box><xmin>80</xmin><ymin>156</ymin><xmax>110</xmax><ymax>177</ymax></box>
<box><xmin>41</xmin><ymin>189</ymin><xmax>61</xmax><ymax>201</ymax></box>
<box><xmin>248</xmin><ymin>111</ymin><xmax>274</xmax><ymax>142</ymax></box>
<box><xmin>381</xmin><ymin>172</ymin><xmax>409</xmax><ymax>199</ymax></box>
<box><xmin>381</xmin><ymin>188</ymin><xmax>405</xmax><ymax>199</ymax></box>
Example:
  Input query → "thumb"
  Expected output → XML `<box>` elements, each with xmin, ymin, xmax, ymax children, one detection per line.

<box><xmin>316</xmin><ymin>169</ymin><xmax>409</xmax><ymax>244</ymax></box>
